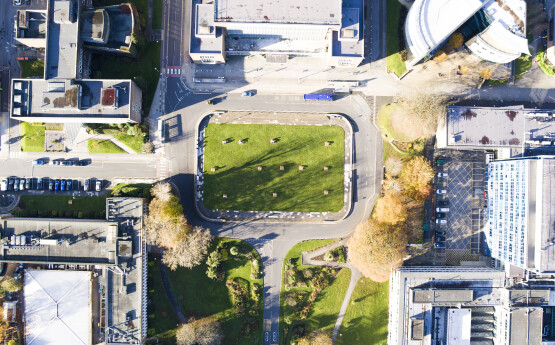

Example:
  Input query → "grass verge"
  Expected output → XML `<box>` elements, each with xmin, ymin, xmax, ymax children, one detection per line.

<box><xmin>335</xmin><ymin>278</ymin><xmax>389</xmax><ymax>345</ymax></box>
<box><xmin>15</xmin><ymin>195</ymin><xmax>106</xmax><ymax>218</ymax></box>
<box><xmin>203</xmin><ymin>124</ymin><xmax>345</xmax><ymax>212</ymax></box>
<box><xmin>153</xmin><ymin>0</ymin><xmax>163</xmax><ymax>29</ymax></box>
<box><xmin>537</xmin><ymin>46</ymin><xmax>555</xmax><ymax>76</ymax></box>
<box><xmin>147</xmin><ymin>256</ymin><xmax>179</xmax><ymax>344</ymax></box>
<box><xmin>515</xmin><ymin>53</ymin><xmax>532</xmax><ymax>79</ymax></box>
<box><xmin>110</xmin><ymin>183</ymin><xmax>152</xmax><ymax>198</ymax></box>
<box><xmin>88</xmin><ymin>139</ymin><xmax>128</xmax><ymax>154</ymax></box>
<box><xmin>20</xmin><ymin>122</ymin><xmax>45</xmax><ymax>152</ymax></box>
<box><xmin>114</xmin><ymin>133</ymin><xmax>146</xmax><ymax>153</ymax></box>
<box><xmin>280</xmin><ymin>239</ymin><xmax>345</xmax><ymax>344</ymax></box>
<box><xmin>18</xmin><ymin>60</ymin><xmax>44</xmax><ymax>78</ymax></box>
<box><xmin>386</xmin><ymin>0</ymin><xmax>407</xmax><ymax>77</ymax></box>
<box><xmin>165</xmin><ymin>238</ymin><xmax>263</xmax><ymax>345</ymax></box>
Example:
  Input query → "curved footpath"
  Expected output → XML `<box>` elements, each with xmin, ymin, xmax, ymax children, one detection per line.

<box><xmin>163</xmin><ymin>93</ymin><xmax>383</xmax><ymax>345</ymax></box>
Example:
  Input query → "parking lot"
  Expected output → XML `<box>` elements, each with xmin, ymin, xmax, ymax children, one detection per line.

<box><xmin>432</xmin><ymin>150</ymin><xmax>487</xmax><ymax>265</ymax></box>
<box><xmin>1</xmin><ymin>176</ymin><xmax>105</xmax><ymax>193</ymax></box>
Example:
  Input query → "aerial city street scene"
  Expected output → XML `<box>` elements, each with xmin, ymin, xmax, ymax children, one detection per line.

<box><xmin>0</xmin><ymin>0</ymin><xmax>555</xmax><ymax>344</ymax></box>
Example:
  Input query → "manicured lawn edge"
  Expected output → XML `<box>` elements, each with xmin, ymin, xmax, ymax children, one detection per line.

<box><xmin>386</xmin><ymin>0</ymin><xmax>407</xmax><ymax>77</ymax></box>
<box><xmin>20</xmin><ymin>122</ymin><xmax>45</xmax><ymax>152</ymax></box>
<box><xmin>13</xmin><ymin>195</ymin><xmax>106</xmax><ymax>219</ymax></box>
<box><xmin>88</xmin><ymin>139</ymin><xmax>128</xmax><ymax>154</ymax></box>
<box><xmin>114</xmin><ymin>133</ymin><xmax>146</xmax><ymax>153</ymax></box>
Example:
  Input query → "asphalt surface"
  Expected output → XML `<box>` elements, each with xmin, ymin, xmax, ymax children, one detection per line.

<box><xmin>161</xmin><ymin>93</ymin><xmax>382</xmax><ymax>345</ymax></box>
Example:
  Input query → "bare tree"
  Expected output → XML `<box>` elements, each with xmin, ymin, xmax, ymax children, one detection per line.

<box><xmin>163</xmin><ymin>227</ymin><xmax>212</xmax><ymax>270</ymax></box>
<box><xmin>348</xmin><ymin>219</ymin><xmax>407</xmax><ymax>282</ymax></box>
<box><xmin>393</xmin><ymin>92</ymin><xmax>449</xmax><ymax>138</ymax></box>
<box><xmin>399</xmin><ymin>156</ymin><xmax>434</xmax><ymax>200</ymax></box>
<box><xmin>373</xmin><ymin>193</ymin><xmax>408</xmax><ymax>225</ymax></box>
<box><xmin>143</xmin><ymin>141</ymin><xmax>155</xmax><ymax>154</ymax></box>
<box><xmin>145</xmin><ymin>197</ymin><xmax>190</xmax><ymax>248</ymax></box>
<box><xmin>176</xmin><ymin>317</ymin><xmax>223</xmax><ymax>345</ymax></box>
<box><xmin>384</xmin><ymin>157</ymin><xmax>403</xmax><ymax>176</ymax></box>
<box><xmin>151</xmin><ymin>182</ymin><xmax>172</xmax><ymax>202</ymax></box>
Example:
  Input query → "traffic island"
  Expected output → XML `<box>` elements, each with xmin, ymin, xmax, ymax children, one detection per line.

<box><xmin>195</xmin><ymin>111</ymin><xmax>354</xmax><ymax>222</ymax></box>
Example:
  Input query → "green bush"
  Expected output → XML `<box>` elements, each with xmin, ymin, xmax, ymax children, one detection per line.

<box><xmin>230</xmin><ymin>246</ymin><xmax>239</xmax><ymax>256</ymax></box>
<box><xmin>324</xmin><ymin>251</ymin><xmax>334</xmax><ymax>261</ymax></box>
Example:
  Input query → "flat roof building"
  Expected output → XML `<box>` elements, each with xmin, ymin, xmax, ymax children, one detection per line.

<box><xmin>484</xmin><ymin>156</ymin><xmax>555</xmax><ymax>274</ymax></box>
<box><xmin>388</xmin><ymin>267</ymin><xmax>550</xmax><ymax>345</ymax></box>
<box><xmin>10</xmin><ymin>0</ymin><xmax>142</xmax><ymax>124</ymax></box>
<box><xmin>189</xmin><ymin>0</ymin><xmax>364</xmax><ymax>67</ymax></box>
<box><xmin>405</xmin><ymin>0</ymin><xmax>529</xmax><ymax>65</ymax></box>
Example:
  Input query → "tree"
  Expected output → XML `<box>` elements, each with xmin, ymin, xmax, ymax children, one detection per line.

<box><xmin>384</xmin><ymin>157</ymin><xmax>403</xmax><ymax>176</ymax></box>
<box><xmin>1</xmin><ymin>277</ymin><xmax>22</xmax><ymax>293</ymax></box>
<box><xmin>163</xmin><ymin>227</ymin><xmax>212</xmax><ymax>270</ymax></box>
<box><xmin>348</xmin><ymin>219</ymin><xmax>407</xmax><ymax>282</ymax></box>
<box><xmin>373</xmin><ymin>193</ymin><xmax>408</xmax><ymax>225</ymax></box>
<box><xmin>151</xmin><ymin>182</ymin><xmax>172</xmax><ymax>202</ymax></box>
<box><xmin>393</xmin><ymin>93</ymin><xmax>449</xmax><ymax>138</ymax></box>
<box><xmin>399</xmin><ymin>156</ymin><xmax>434</xmax><ymax>199</ymax></box>
<box><xmin>176</xmin><ymin>317</ymin><xmax>223</xmax><ymax>345</ymax></box>
<box><xmin>298</xmin><ymin>330</ymin><xmax>332</xmax><ymax>345</ymax></box>
<box><xmin>448</xmin><ymin>32</ymin><xmax>464</xmax><ymax>49</ymax></box>
<box><xmin>432</xmin><ymin>49</ymin><xmax>447</xmax><ymax>63</ymax></box>
<box><xmin>143</xmin><ymin>141</ymin><xmax>155</xmax><ymax>154</ymax></box>
<box><xmin>145</xmin><ymin>197</ymin><xmax>189</xmax><ymax>248</ymax></box>
<box><xmin>480</xmin><ymin>68</ymin><xmax>493</xmax><ymax>80</ymax></box>
<box><xmin>8</xmin><ymin>340</ymin><xmax>21</xmax><ymax>345</ymax></box>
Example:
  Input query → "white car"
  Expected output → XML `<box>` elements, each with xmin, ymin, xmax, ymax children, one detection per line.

<box><xmin>241</xmin><ymin>91</ymin><xmax>253</xmax><ymax>97</ymax></box>
<box><xmin>437</xmin><ymin>172</ymin><xmax>448</xmax><ymax>177</ymax></box>
<box><xmin>436</xmin><ymin>219</ymin><xmax>447</xmax><ymax>224</ymax></box>
<box><xmin>0</xmin><ymin>179</ymin><xmax>7</xmax><ymax>191</ymax></box>
<box><xmin>436</xmin><ymin>207</ymin><xmax>450</xmax><ymax>212</ymax></box>
<box><xmin>84</xmin><ymin>179</ymin><xmax>90</xmax><ymax>191</ymax></box>
<box><xmin>436</xmin><ymin>189</ymin><xmax>447</xmax><ymax>194</ymax></box>
<box><xmin>95</xmin><ymin>180</ymin><xmax>102</xmax><ymax>192</ymax></box>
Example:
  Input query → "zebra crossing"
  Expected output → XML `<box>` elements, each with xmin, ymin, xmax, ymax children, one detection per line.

<box><xmin>157</xmin><ymin>159</ymin><xmax>169</xmax><ymax>180</ymax></box>
<box><xmin>165</xmin><ymin>66</ymin><xmax>181</xmax><ymax>77</ymax></box>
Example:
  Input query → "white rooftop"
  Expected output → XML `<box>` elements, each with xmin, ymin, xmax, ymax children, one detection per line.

<box><xmin>447</xmin><ymin>309</ymin><xmax>471</xmax><ymax>345</ymax></box>
<box><xmin>214</xmin><ymin>0</ymin><xmax>342</xmax><ymax>25</ymax></box>
<box><xmin>24</xmin><ymin>269</ymin><xmax>91</xmax><ymax>345</ymax></box>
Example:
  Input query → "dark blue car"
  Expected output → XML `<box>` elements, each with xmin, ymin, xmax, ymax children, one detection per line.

<box><xmin>38</xmin><ymin>178</ymin><xmax>43</xmax><ymax>190</ymax></box>
<box><xmin>61</xmin><ymin>180</ymin><xmax>66</xmax><ymax>191</ymax></box>
<box><xmin>54</xmin><ymin>179</ymin><xmax>60</xmax><ymax>191</ymax></box>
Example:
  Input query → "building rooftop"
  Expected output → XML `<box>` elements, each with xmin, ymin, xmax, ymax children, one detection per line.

<box><xmin>214</xmin><ymin>0</ymin><xmax>342</xmax><ymax>25</ymax></box>
<box><xmin>81</xmin><ymin>9</ymin><xmax>109</xmax><ymax>44</ymax></box>
<box><xmin>446</xmin><ymin>106</ymin><xmax>555</xmax><ymax>148</ymax></box>
<box><xmin>191</xmin><ymin>2</ymin><xmax>224</xmax><ymax>54</ymax></box>
<box><xmin>46</xmin><ymin>0</ymin><xmax>80</xmax><ymax>80</ymax></box>
<box><xmin>447</xmin><ymin>309</ymin><xmax>471</xmax><ymax>345</ymax></box>
<box><xmin>0</xmin><ymin>218</ymin><xmax>118</xmax><ymax>265</ymax></box>
<box><xmin>16</xmin><ymin>11</ymin><xmax>47</xmax><ymax>39</ymax></box>
<box><xmin>331</xmin><ymin>6</ymin><xmax>363</xmax><ymax>57</ymax></box>
<box><xmin>538</xmin><ymin>157</ymin><xmax>555</xmax><ymax>272</ymax></box>
<box><xmin>11</xmin><ymin>79</ymin><xmax>134</xmax><ymax>121</ymax></box>
<box><xmin>509</xmin><ymin>307</ymin><xmax>543</xmax><ymax>344</ymax></box>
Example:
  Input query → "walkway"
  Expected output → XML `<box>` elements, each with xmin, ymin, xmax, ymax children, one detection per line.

<box><xmin>158</xmin><ymin>259</ymin><xmax>187</xmax><ymax>324</ymax></box>
<box><xmin>301</xmin><ymin>239</ymin><xmax>362</xmax><ymax>344</ymax></box>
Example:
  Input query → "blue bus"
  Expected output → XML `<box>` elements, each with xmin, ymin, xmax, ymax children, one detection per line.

<box><xmin>304</xmin><ymin>93</ymin><xmax>333</xmax><ymax>101</ymax></box>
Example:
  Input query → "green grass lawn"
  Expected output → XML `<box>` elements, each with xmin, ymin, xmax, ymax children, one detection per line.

<box><xmin>147</xmin><ymin>256</ymin><xmax>179</xmax><ymax>345</ymax></box>
<box><xmin>91</xmin><ymin>41</ymin><xmax>161</xmax><ymax>113</ymax></box>
<box><xmin>19</xmin><ymin>60</ymin><xmax>44</xmax><ymax>78</ymax></box>
<box><xmin>515</xmin><ymin>53</ymin><xmax>532</xmax><ymax>79</ymax></box>
<box><xmin>153</xmin><ymin>0</ymin><xmax>163</xmax><ymax>29</ymax></box>
<box><xmin>18</xmin><ymin>195</ymin><xmax>106</xmax><ymax>218</ymax></box>
<box><xmin>203</xmin><ymin>124</ymin><xmax>345</xmax><ymax>212</ymax></box>
<box><xmin>20</xmin><ymin>122</ymin><xmax>45</xmax><ymax>152</ymax></box>
<box><xmin>377</xmin><ymin>104</ymin><xmax>414</xmax><ymax>142</ymax></box>
<box><xmin>114</xmin><ymin>133</ymin><xmax>146</xmax><ymax>153</ymax></box>
<box><xmin>88</xmin><ymin>139</ymin><xmax>128</xmax><ymax>154</ymax></box>
<box><xmin>280</xmin><ymin>239</ymin><xmax>342</xmax><ymax>344</ymax></box>
<box><xmin>386</xmin><ymin>0</ymin><xmax>407</xmax><ymax>77</ymax></box>
<box><xmin>536</xmin><ymin>47</ymin><xmax>555</xmax><ymax>76</ymax></box>
<box><xmin>165</xmin><ymin>238</ymin><xmax>262</xmax><ymax>345</ymax></box>
<box><xmin>335</xmin><ymin>278</ymin><xmax>389</xmax><ymax>345</ymax></box>
<box><xmin>110</xmin><ymin>183</ymin><xmax>152</xmax><ymax>198</ymax></box>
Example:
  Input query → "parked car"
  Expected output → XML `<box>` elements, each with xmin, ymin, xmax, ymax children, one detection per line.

<box><xmin>50</xmin><ymin>160</ymin><xmax>60</xmax><ymax>166</ymax></box>
<box><xmin>61</xmin><ymin>180</ymin><xmax>66</xmax><ymax>191</ymax></box>
<box><xmin>49</xmin><ymin>179</ymin><xmax>54</xmax><ymax>191</ymax></box>
<box><xmin>19</xmin><ymin>179</ymin><xmax>25</xmax><ymax>191</ymax></box>
<box><xmin>0</xmin><ymin>179</ymin><xmax>7</xmax><ymax>192</ymax></box>
<box><xmin>8</xmin><ymin>178</ymin><xmax>14</xmax><ymax>191</ymax></box>
<box><xmin>95</xmin><ymin>180</ymin><xmax>102</xmax><ymax>192</ymax></box>
<box><xmin>436</xmin><ymin>159</ymin><xmax>447</xmax><ymax>165</ymax></box>
<box><xmin>54</xmin><ymin>179</ymin><xmax>60</xmax><ymax>191</ymax></box>
<box><xmin>62</xmin><ymin>160</ymin><xmax>73</xmax><ymax>166</ymax></box>
<box><xmin>84</xmin><ymin>179</ymin><xmax>90</xmax><ymax>191</ymax></box>
<box><xmin>66</xmin><ymin>180</ymin><xmax>72</xmax><ymax>191</ymax></box>
<box><xmin>438</xmin><ymin>200</ymin><xmax>449</xmax><ymax>207</ymax></box>
<box><xmin>13</xmin><ymin>0</ymin><xmax>22</xmax><ymax>6</ymax></box>
<box><xmin>436</xmin><ymin>207</ymin><xmax>450</xmax><ymax>212</ymax></box>
<box><xmin>241</xmin><ymin>91</ymin><xmax>253</xmax><ymax>97</ymax></box>
<box><xmin>436</xmin><ymin>189</ymin><xmax>447</xmax><ymax>194</ymax></box>
<box><xmin>26</xmin><ymin>178</ymin><xmax>32</xmax><ymax>190</ymax></box>
<box><xmin>77</xmin><ymin>160</ymin><xmax>89</xmax><ymax>166</ymax></box>
<box><xmin>436</xmin><ymin>213</ymin><xmax>446</xmax><ymax>219</ymax></box>
<box><xmin>437</xmin><ymin>172</ymin><xmax>448</xmax><ymax>177</ymax></box>
<box><xmin>435</xmin><ymin>230</ymin><xmax>446</xmax><ymax>236</ymax></box>
<box><xmin>435</xmin><ymin>219</ymin><xmax>447</xmax><ymax>224</ymax></box>
<box><xmin>38</xmin><ymin>178</ymin><xmax>43</xmax><ymax>190</ymax></box>
<box><xmin>32</xmin><ymin>160</ymin><xmax>45</xmax><ymax>165</ymax></box>
<box><xmin>435</xmin><ymin>236</ymin><xmax>445</xmax><ymax>242</ymax></box>
<box><xmin>434</xmin><ymin>242</ymin><xmax>445</xmax><ymax>248</ymax></box>
<box><xmin>14</xmin><ymin>179</ymin><xmax>19</xmax><ymax>192</ymax></box>
<box><xmin>24</xmin><ymin>0</ymin><xmax>30</xmax><ymax>5</ymax></box>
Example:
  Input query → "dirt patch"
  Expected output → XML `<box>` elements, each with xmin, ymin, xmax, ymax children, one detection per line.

<box><xmin>479</xmin><ymin>136</ymin><xmax>490</xmax><ymax>145</ymax></box>
<box><xmin>505</xmin><ymin>110</ymin><xmax>517</xmax><ymax>121</ymax></box>
<box><xmin>405</xmin><ymin>200</ymin><xmax>424</xmax><ymax>243</ymax></box>
<box><xmin>389</xmin><ymin>106</ymin><xmax>434</xmax><ymax>140</ymax></box>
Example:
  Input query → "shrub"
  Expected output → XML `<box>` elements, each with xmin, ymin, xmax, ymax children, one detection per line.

<box><xmin>302</xmin><ymin>269</ymin><xmax>313</xmax><ymax>279</ymax></box>
<box><xmin>226</xmin><ymin>278</ymin><xmax>250</xmax><ymax>315</ymax></box>
<box><xmin>78</xmin><ymin>212</ymin><xmax>83</xmax><ymax>218</ymax></box>
<box><xmin>324</xmin><ymin>251</ymin><xmax>334</xmax><ymax>261</ymax></box>
<box><xmin>230</xmin><ymin>246</ymin><xmax>239</xmax><ymax>256</ymax></box>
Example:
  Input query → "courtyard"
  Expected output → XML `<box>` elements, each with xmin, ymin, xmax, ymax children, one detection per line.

<box><xmin>202</xmin><ymin>123</ymin><xmax>345</xmax><ymax>213</ymax></box>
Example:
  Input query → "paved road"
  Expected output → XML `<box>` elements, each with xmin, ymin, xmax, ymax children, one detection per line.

<box><xmin>162</xmin><ymin>93</ymin><xmax>382</xmax><ymax>345</ymax></box>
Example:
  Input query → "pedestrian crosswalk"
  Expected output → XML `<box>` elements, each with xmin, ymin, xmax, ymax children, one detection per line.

<box><xmin>9</xmin><ymin>151</ymin><xmax>21</xmax><ymax>159</ymax></box>
<box><xmin>165</xmin><ymin>66</ymin><xmax>181</xmax><ymax>77</ymax></box>
<box><xmin>157</xmin><ymin>159</ymin><xmax>168</xmax><ymax>180</ymax></box>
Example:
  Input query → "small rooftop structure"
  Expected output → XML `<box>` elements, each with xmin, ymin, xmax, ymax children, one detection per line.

<box><xmin>24</xmin><ymin>269</ymin><xmax>91</xmax><ymax>345</ymax></box>
<box><xmin>80</xmin><ymin>9</ymin><xmax>110</xmax><ymax>44</ymax></box>
<box><xmin>447</xmin><ymin>309</ymin><xmax>471</xmax><ymax>345</ymax></box>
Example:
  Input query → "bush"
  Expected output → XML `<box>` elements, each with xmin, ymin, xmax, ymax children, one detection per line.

<box><xmin>230</xmin><ymin>246</ymin><xmax>239</xmax><ymax>256</ymax></box>
<box><xmin>324</xmin><ymin>251</ymin><xmax>334</xmax><ymax>261</ymax></box>
<box><xmin>302</xmin><ymin>269</ymin><xmax>313</xmax><ymax>279</ymax></box>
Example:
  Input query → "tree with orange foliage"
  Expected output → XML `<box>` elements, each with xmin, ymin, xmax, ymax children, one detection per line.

<box><xmin>399</xmin><ymin>156</ymin><xmax>434</xmax><ymax>199</ymax></box>
<box><xmin>373</xmin><ymin>193</ymin><xmax>408</xmax><ymax>225</ymax></box>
